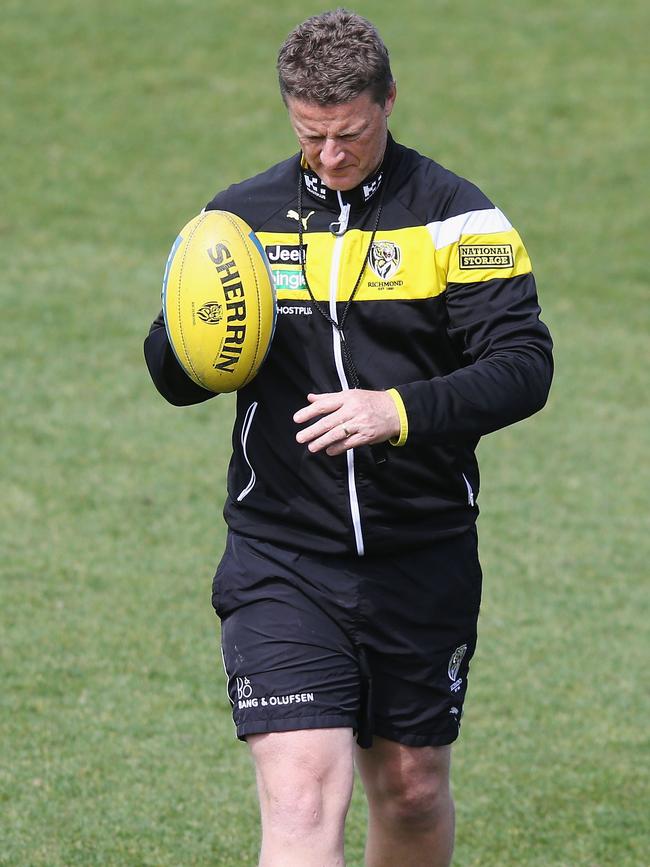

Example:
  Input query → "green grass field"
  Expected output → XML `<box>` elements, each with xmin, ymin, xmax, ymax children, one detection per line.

<box><xmin>2</xmin><ymin>0</ymin><xmax>648</xmax><ymax>864</ymax></box>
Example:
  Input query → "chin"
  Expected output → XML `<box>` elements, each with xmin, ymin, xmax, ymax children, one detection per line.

<box><xmin>328</xmin><ymin>181</ymin><xmax>354</xmax><ymax>192</ymax></box>
<box><xmin>324</xmin><ymin>173</ymin><xmax>360</xmax><ymax>191</ymax></box>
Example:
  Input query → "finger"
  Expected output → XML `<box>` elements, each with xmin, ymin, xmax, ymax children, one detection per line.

<box><xmin>325</xmin><ymin>432</ymin><xmax>363</xmax><ymax>456</ymax></box>
<box><xmin>293</xmin><ymin>392</ymin><xmax>344</xmax><ymax>424</ymax></box>
<box><xmin>302</xmin><ymin>415</ymin><xmax>362</xmax><ymax>452</ymax></box>
<box><xmin>296</xmin><ymin>414</ymin><xmax>349</xmax><ymax>446</ymax></box>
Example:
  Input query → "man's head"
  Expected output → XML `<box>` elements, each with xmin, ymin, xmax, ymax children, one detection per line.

<box><xmin>277</xmin><ymin>9</ymin><xmax>394</xmax><ymax>107</ymax></box>
<box><xmin>277</xmin><ymin>10</ymin><xmax>396</xmax><ymax>191</ymax></box>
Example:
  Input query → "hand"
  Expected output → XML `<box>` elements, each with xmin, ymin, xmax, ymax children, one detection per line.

<box><xmin>294</xmin><ymin>390</ymin><xmax>400</xmax><ymax>456</ymax></box>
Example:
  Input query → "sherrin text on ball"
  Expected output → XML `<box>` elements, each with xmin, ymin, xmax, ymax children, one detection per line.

<box><xmin>162</xmin><ymin>210</ymin><xmax>276</xmax><ymax>393</ymax></box>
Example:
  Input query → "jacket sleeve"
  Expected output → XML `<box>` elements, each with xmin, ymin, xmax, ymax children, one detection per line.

<box><xmin>143</xmin><ymin>310</ymin><xmax>215</xmax><ymax>407</ymax></box>
<box><xmin>395</xmin><ymin>206</ymin><xmax>553</xmax><ymax>443</ymax></box>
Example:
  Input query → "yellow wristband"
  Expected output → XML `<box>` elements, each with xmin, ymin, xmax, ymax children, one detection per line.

<box><xmin>387</xmin><ymin>388</ymin><xmax>408</xmax><ymax>447</ymax></box>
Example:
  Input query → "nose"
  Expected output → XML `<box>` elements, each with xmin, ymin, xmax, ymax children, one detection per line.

<box><xmin>320</xmin><ymin>138</ymin><xmax>346</xmax><ymax>169</ymax></box>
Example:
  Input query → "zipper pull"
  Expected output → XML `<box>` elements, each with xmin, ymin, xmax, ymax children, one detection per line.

<box><xmin>330</xmin><ymin>193</ymin><xmax>351</xmax><ymax>236</ymax></box>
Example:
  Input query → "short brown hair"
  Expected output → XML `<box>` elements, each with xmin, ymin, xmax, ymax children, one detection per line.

<box><xmin>277</xmin><ymin>9</ymin><xmax>394</xmax><ymax>106</ymax></box>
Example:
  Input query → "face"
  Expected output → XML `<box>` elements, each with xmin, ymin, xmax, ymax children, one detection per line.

<box><xmin>286</xmin><ymin>84</ymin><xmax>396</xmax><ymax>191</ymax></box>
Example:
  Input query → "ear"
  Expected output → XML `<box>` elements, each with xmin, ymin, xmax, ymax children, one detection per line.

<box><xmin>384</xmin><ymin>81</ymin><xmax>397</xmax><ymax>117</ymax></box>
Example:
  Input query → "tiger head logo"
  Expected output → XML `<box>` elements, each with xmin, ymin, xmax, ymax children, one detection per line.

<box><xmin>196</xmin><ymin>301</ymin><xmax>223</xmax><ymax>324</ymax></box>
<box><xmin>368</xmin><ymin>241</ymin><xmax>401</xmax><ymax>281</ymax></box>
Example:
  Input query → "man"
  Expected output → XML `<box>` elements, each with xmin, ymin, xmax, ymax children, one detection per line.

<box><xmin>145</xmin><ymin>10</ymin><xmax>553</xmax><ymax>866</ymax></box>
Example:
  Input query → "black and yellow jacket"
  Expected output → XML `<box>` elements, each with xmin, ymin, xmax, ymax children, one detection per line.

<box><xmin>145</xmin><ymin>134</ymin><xmax>553</xmax><ymax>556</ymax></box>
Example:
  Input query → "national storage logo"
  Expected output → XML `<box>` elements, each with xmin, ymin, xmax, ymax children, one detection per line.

<box><xmin>458</xmin><ymin>244</ymin><xmax>514</xmax><ymax>269</ymax></box>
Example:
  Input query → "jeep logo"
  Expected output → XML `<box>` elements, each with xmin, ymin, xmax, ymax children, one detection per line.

<box><xmin>265</xmin><ymin>244</ymin><xmax>307</xmax><ymax>264</ymax></box>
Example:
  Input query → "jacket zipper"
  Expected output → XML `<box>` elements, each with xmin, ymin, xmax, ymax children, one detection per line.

<box><xmin>236</xmin><ymin>401</ymin><xmax>258</xmax><ymax>502</ymax></box>
<box><xmin>330</xmin><ymin>198</ymin><xmax>365</xmax><ymax>556</ymax></box>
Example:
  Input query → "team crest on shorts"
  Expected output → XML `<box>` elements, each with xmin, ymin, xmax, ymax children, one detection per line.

<box><xmin>448</xmin><ymin>644</ymin><xmax>467</xmax><ymax>693</ymax></box>
<box><xmin>368</xmin><ymin>240</ymin><xmax>401</xmax><ymax>280</ymax></box>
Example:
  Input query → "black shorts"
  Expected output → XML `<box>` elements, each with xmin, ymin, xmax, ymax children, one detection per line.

<box><xmin>212</xmin><ymin>528</ymin><xmax>482</xmax><ymax>748</ymax></box>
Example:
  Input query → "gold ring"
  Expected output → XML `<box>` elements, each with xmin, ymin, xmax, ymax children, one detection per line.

<box><xmin>343</xmin><ymin>426</ymin><xmax>351</xmax><ymax>438</ymax></box>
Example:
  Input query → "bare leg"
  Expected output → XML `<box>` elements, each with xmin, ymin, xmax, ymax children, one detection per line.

<box><xmin>249</xmin><ymin>727</ymin><xmax>355</xmax><ymax>867</ymax></box>
<box><xmin>356</xmin><ymin>737</ymin><xmax>455</xmax><ymax>867</ymax></box>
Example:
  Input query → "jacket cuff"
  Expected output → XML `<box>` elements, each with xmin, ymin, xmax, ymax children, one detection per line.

<box><xmin>387</xmin><ymin>388</ymin><xmax>408</xmax><ymax>447</ymax></box>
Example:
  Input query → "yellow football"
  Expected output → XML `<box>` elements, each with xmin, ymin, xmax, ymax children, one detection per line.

<box><xmin>162</xmin><ymin>210</ymin><xmax>276</xmax><ymax>393</ymax></box>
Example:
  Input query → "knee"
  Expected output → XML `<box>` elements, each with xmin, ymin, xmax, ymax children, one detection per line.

<box><xmin>260</xmin><ymin>764</ymin><xmax>329</xmax><ymax>836</ymax></box>
<box><xmin>367</xmin><ymin>749</ymin><xmax>452</xmax><ymax>828</ymax></box>
<box><xmin>382</xmin><ymin>772</ymin><xmax>450</xmax><ymax>827</ymax></box>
